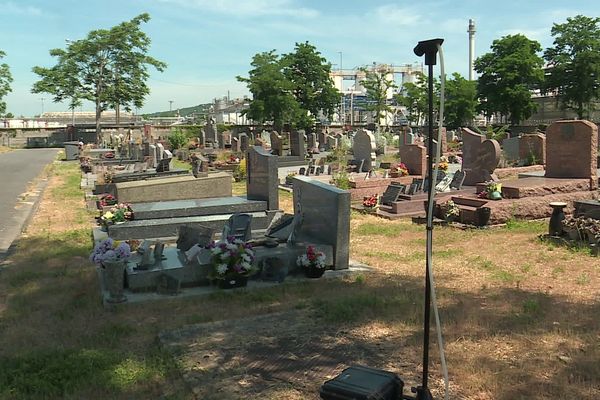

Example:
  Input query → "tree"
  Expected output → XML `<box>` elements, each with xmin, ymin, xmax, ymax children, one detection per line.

<box><xmin>395</xmin><ymin>72</ymin><xmax>438</xmax><ymax>126</ymax></box>
<box><xmin>474</xmin><ymin>34</ymin><xmax>544</xmax><ymax>125</ymax></box>
<box><xmin>283</xmin><ymin>42</ymin><xmax>339</xmax><ymax>130</ymax></box>
<box><xmin>238</xmin><ymin>42</ymin><xmax>339</xmax><ymax>131</ymax></box>
<box><xmin>237</xmin><ymin>50</ymin><xmax>299</xmax><ymax>130</ymax></box>
<box><xmin>0</xmin><ymin>51</ymin><xmax>13</xmax><ymax>116</ymax></box>
<box><xmin>544</xmin><ymin>15</ymin><xmax>600</xmax><ymax>119</ymax></box>
<box><xmin>444</xmin><ymin>72</ymin><xmax>478</xmax><ymax>129</ymax></box>
<box><xmin>32</xmin><ymin>13</ymin><xmax>166</xmax><ymax>141</ymax></box>
<box><xmin>360</xmin><ymin>65</ymin><xmax>397</xmax><ymax>127</ymax></box>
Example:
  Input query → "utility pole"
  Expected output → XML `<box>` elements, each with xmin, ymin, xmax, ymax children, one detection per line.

<box><xmin>338</xmin><ymin>51</ymin><xmax>344</xmax><ymax>125</ymax></box>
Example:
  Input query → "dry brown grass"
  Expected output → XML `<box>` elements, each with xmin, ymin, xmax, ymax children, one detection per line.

<box><xmin>0</xmin><ymin>163</ymin><xmax>598</xmax><ymax>399</ymax></box>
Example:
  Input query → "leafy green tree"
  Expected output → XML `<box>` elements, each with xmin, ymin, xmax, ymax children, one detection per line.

<box><xmin>544</xmin><ymin>15</ymin><xmax>600</xmax><ymax>119</ymax></box>
<box><xmin>283</xmin><ymin>42</ymin><xmax>339</xmax><ymax>129</ymax></box>
<box><xmin>32</xmin><ymin>13</ymin><xmax>166</xmax><ymax>141</ymax></box>
<box><xmin>360</xmin><ymin>65</ymin><xmax>397</xmax><ymax>127</ymax></box>
<box><xmin>238</xmin><ymin>42</ymin><xmax>339</xmax><ymax>131</ymax></box>
<box><xmin>474</xmin><ymin>34</ymin><xmax>544</xmax><ymax>125</ymax></box>
<box><xmin>444</xmin><ymin>72</ymin><xmax>478</xmax><ymax>129</ymax></box>
<box><xmin>396</xmin><ymin>72</ymin><xmax>438</xmax><ymax>126</ymax></box>
<box><xmin>0</xmin><ymin>51</ymin><xmax>13</xmax><ymax>116</ymax></box>
<box><xmin>237</xmin><ymin>50</ymin><xmax>299</xmax><ymax>130</ymax></box>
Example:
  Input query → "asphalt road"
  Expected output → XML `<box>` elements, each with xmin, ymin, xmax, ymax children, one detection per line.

<box><xmin>0</xmin><ymin>148</ymin><xmax>59</xmax><ymax>254</ymax></box>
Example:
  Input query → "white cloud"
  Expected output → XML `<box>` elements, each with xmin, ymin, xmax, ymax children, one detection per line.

<box><xmin>157</xmin><ymin>0</ymin><xmax>319</xmax><ymax>18</ymax></box>
<box><xmin>498</xmin><ymin>28</ymin><xmax>548</xmax><ymax>41</ymax></box>
<box><xmin>372</xmin><ymin>4</ymin><xmax>422</xmax><ymax>26</ymax></box>
<box><xmin>0</xmin><ymin>2</ymin><xmax>42</xmax><ymax>16</ymax></box>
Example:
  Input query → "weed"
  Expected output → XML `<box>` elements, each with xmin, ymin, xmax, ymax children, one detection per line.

<box><xmin>576</xmin><ymin>273</ymin><xmax>590</xmax><ymax>285</ymax></box>
<box><xmin>520</xmin><ymin>263</ymin><xmax>532</xmax><ymax>274</ymax></box>
<box><xmin>551</xmin><ymin>266</ymin><xmax>565</xmax><ymax>278</ymax></box>
<box><xmin>522</xmin><ymin>299</ymin><xmax>541</xmax><ymax>315</ymax></box>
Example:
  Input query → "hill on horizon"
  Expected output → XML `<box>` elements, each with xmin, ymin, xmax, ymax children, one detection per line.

<box><xmin>144</xmin><ymin>103</ymin><xmax>211</xmax><ymax>118</ymax></box>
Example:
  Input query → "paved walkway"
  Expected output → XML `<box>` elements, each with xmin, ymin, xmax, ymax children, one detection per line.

<box><xmin>0</xmin><ymin>148</ymin><xmax>59</xmax><ymax>255</ymax></box>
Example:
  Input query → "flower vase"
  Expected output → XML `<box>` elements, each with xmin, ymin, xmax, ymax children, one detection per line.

<box><xmin>304</xmin><ymin>265</ymin><xmax>325</xmax><ymax>279</ymax></box>
<box><xmin>476</xmin><ymin>207</ymin><xmax>492</xmax><ymax>227</ymax></box>
<box><xmin>548</xmin><ymin>202</ymin><xmax>567</xmax><ymax>236</ymax></box>
<box><xmin>218</xmin><ymin>276</ymin><xmax>248</xmax><ymax>289</ymax></box>
<box><xmin>103</xmin><ymin>261</ymin><xmax>127</xmax><ymax>304</ymax></box>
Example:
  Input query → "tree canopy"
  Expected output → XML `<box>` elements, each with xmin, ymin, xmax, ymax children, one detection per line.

<box><xmin>544</xmin><ymin>15</ymin><xmax>600</xmax><ymax>119</ymax></box>
<box><xmin>395</xmin><ymin>72</ymin><xmax>438</xmax><ymax>126</ymax></box>
<box><xmin>360</xmin><ymin>65</ymin><xmax>397</xmax><ymax>127</ymax></box>
<box><xmin>474</xmin><ymin>34</ymin><xmax>544</xmax><ymax>125</ymax></box>
<box><xmin>0</xmin><ymin>51</ymin><xmax>13</xmax><ymax>116</ymax></box>
<box><xmin>32</xmin><ymin>13</ymin><xmax>166</xmax><ymax>140</ymax></box>
<box><xmin>238</xmin><ymin>42</ymin><xmax>339</xmax><ymax>131</ymax></box>
<box><xmin>444</xmin><ymin>72</ymin><xmax>478</xmax><ymax>129</ymax></box>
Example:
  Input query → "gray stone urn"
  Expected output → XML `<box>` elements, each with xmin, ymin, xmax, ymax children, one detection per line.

<box><xmin>103</xmin><ymin>261</ymin><xmax>127</xmax><ymax>304</ymax></box>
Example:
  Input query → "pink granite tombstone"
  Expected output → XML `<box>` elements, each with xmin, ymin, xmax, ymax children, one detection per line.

<box><xmin>461</xmin><ymin>128</ymin><xmax>501</xmax><ymax>185</ymax></box>
<box><xmin>399</xmin><ymin>144</ymin><xmax>427</xmax><ymax>176</ymax></box>
<box><xmin>545</xmin><ymin>120</ymin><xmax>598</xmax><ymax>189</ymax></box>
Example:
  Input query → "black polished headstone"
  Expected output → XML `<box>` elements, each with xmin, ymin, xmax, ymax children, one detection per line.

<box><xmin>381</xmin><ymin>183</ymin><xmax>406</xmax><ymax>205</ymax></box>
<box><xmin>450</xmin><ymin>170</ymin><xmax>466</xmax><ymax>190</ymax></box>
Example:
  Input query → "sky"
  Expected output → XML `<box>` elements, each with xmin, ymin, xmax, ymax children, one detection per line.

<box><xmin>2</xmin><ymin>0</ymin><xmax>599</xmax><ymax>117</ymax></box>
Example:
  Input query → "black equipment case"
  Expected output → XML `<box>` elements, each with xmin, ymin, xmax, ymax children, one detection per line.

<box><xmin>320</xmin><ymin>365</ymin><xmax>404</xmax><ymax>400</ymax></box>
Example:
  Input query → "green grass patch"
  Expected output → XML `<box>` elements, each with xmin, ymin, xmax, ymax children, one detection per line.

<box><xmin>354</xmin><ymin>222</ymin><xmax>421</xmax><ymax>237</ymax></box>
<box><xmin>0</xmin><ymin>348</ymin><xmax>177</xmax><ymax>398</ymax></box>
<box><xmin>504</xmin><ymin>218</ymin><xmax>546</xmax><ymax>233</ymax></box>
<box><xmin>312</xmin><ymin>291</ymin><xmax>419</xmax><ymax>324</ymax></box>
<box><xmin>170</xmin><ymin>158</ymin><xmax>192</xmax><ymax>171</ymax></box>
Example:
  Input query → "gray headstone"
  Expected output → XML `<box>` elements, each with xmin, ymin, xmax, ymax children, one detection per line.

<box><xmin>502</xmin><ymin>136</ymin><xmax>520</xmax><ymax>162</ymax></box>
<box><xmin>318</xmin><ymin>131</ymin><xmax>327</xmax><ymax>150</ymax></box>
<box><xmin>290</xmin><ymin>130</ymin><xmax>306</xmax><ymax>157</ymax></box>
<box><xmin>156</xmin><ymin>143</ymin><xmax>165</xmax><ymax>160</ymax></box>
<box><xmin>149</xmin><ymin>144</ymin><xmax>157</xmax><ymax>168</ymax></box>
<box><xmin>239</xmin><ymin>134</ymin><xmax>249</xmax><ymax>153</ymax></box>
<box><xmin>246</xmin><ymin>146</ymin><xmax>279</xmax><ymax>210</ymax></box>
<box><xmin>292</xmin><ymin>176</ymin><xmax>350</xmax><ymax>270</ymax></box>
<box><xmin>232</xmin><ymin>137</ymin><xmax>240</xmax><ymax>152</ymax></box>
<box><xmin>270</xmin><ymin>131</ymin><xmax>283</xmax><ymax>156</ymax></box>
<box><xmin>352</xmin><ymin>129</ymin><xmax>377</xmax><ymax>172</ymax></box>
<box><xmin>306</xmin><ymin>132</ymin><xmax>317</xmax><ymax>152</ymax></box>
<box><xmin>326</xmin><ymin>135</ymin><xmax>337</xmax><ymax>150</ymax></box>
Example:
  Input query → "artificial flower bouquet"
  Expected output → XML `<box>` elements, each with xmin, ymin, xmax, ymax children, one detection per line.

<box><xmin>89</xmin><ymin>238</ymin><xmax>131</xmax><ymax>267</ymax></box>
<box><xmin>363</xmin><ymin>194</ymin><xmax>379</xmax><ymax>209</ymax></box>
<box><xmin>99</xmin><ymin>203</ymin><xmax>134</xmax><ymax>226</ymax></box>
<box><xmin>296</xmin><ymin>245</ymin><xmax>327</xmax><ymax>270</ymax></box>
<box><xmin>206</xmin><ymin>236</ymin><xmax>255</xmax><ymax>281</ymax></box>
<box><xmin>391</xmin><ymin>162</ymin><xmax>410</xmax><ymax>176</ymax></box>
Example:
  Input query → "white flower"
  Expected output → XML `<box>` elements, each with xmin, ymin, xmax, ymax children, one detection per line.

<box><xmin>241</xmin><ymin>253</ymin><xmax>252</xmax><ymax>262</ymax></box>
<box><xmin>233</xmin><ymin>239</ymin><xmax>244</xmax><ymax>245</ymax></box>
<box><xmin>226</xmin><ymin>243</ymin><xmax>237</xmax><ymax>251</ymax></box>
<box><xmin>241</xmin><ymin>262</ymin><xmax>252</xmax><ymax>271</ymax></box>
<box><xmin>216</xmin><ymin>264</ymin><xmax>228</xmax><ymax>275</ymax></box>
<box><xmin>220</xmin><ymin>252</ymin><xmax>230</xmax><ymax>260</ymax></box>
<box><xmin>210</xmin><ymin>246</ymin><xmax>222</xmax><ymax>255</ymax></box>
<box><xmin>245</xmin><ymin>248</ymin><xmax>254</xmax><ymax>257</ymax></box>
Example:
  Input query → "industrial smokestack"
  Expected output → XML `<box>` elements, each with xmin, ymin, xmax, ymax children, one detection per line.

<box><xmin>468</xmin><ymin>19</ymin><xmax>476</xmax><ymax>80</ymax></box>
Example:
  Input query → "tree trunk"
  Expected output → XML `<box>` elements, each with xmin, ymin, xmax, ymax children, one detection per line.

<box><xmin>96</xmin><ymin>100</ymin><xmax>102</xmax><ymax>144</ymax></box>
